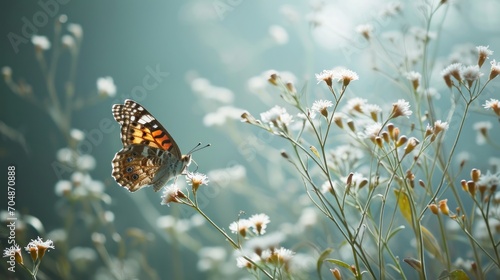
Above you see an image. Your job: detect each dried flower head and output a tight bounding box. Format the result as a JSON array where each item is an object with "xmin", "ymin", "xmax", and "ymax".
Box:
[
  {"xmin": 476, "ymin": 45, "xmax": 493, "ymax": 67},
  {"xmin": 332, "ymin": 68, "xmax": 359, "ymax": 87},
  {"xmin": 3, "ymin": 244, "xmax": 23, "ymax": 265},
  {"xmin": 461, "ymin": 65, "xmax": 483, "ymax": 88},
  {"xmin": 405, "ymin": 71, "xmax": 421, "ymax": 90},
  {"xmin": 356, "ymin": 24, "xmax": 374, "ymax": 40},
  {"xmin": 160, "ymin": 184, "xmax": 187, "ymax": 205},
  {"xmin": 483, "ymin": 98, "xmax": 500, "ymax": 116},
  {"xmin": 315, "ymin": 70, "xmax": 333, "ymax": 87},
  {"xmin": 312, "ymin": 99, "xmax": 333, "ymax": 118},
  {"xmin": 260, "ymin": 106, "xmax": 293, "ymax": 129},
  {"xmin": 390, "ymin": 99, "xmax": 412, "ymax": 119},
  {"xmin": 490, "ymin": 60, "xmax": 500, "ymax": 80},
  {"xmin": 26, "ymin": 236, "xmax": 55, "ymax": 260}
]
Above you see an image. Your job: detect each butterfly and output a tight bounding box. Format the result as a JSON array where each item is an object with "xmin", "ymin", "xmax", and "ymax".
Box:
[{"xmin": 111, "ymin": 99, "xmax": 192, "ymax": 192}]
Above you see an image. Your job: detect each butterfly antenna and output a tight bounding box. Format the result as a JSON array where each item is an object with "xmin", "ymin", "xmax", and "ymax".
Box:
[{"xmin": 188, "ymin": 142, "xmax": 211, "ymax": 154}]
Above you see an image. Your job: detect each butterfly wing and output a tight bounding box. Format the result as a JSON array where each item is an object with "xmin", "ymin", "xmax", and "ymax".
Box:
[{"xmin": 112, "ymin": 99, "xmax": 182, "ymax": 158}]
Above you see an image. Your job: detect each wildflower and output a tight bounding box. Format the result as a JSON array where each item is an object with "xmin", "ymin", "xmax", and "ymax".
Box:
[
  {"xmin": 3, "ymin": 244, "xmax": 23, "ymax": 265},
  {"xmin": 476, "ymin": 45, "xmax": 493, "ymax": 67},
  {"xmin": 471, "ymin": 169, "xmax": 481, "ymax": 182},
  {"xmin": 186, "ymin": 172, "xmax": 208, "ymax": 193},
  {"xmin": 473, "ymin": 121, "xmax": 492, "ymax": 145},
  {"xmin": 197, "ymin": 247, "xmax": 227, "ymax": 272},
  {"xmin": 55, "ymin": 180, "xmax": 72, "ymax": 196},
  {"xmin": 28, "ymin": 237, "xmax": 55, "ymax": 260},
  {"xmin": 229, "ymin": 219, "xmax": 252, "ymax": 238},
  {"xmin": 332, "ymin": 68, "xmax": 359, "ymax": 87},
  {"xmin": 67, "ymin": 23, "xmax": 83, "ymax": 40},
  {"xmin": 428, "ymin": 203, "xmax": 439, "ymax": 215},
  {"xmin": 433, "ymin": 120, "xmax": 449, "ymax": 136},
  {"xmin": 31, "ymin": 35, "xmax": 51, "ymax": 51},
  {"xmin": 477, "ymin": 171, "xmax": 499, "ymax": 192},
  {"xmin": 403, "ymin": 137, "xmax": 420, "ymax": 156},
  {"xmin": 311, "ymin": 99, "xmax": 333, "ymax": 118},
  {"xmin": 390, "ymin": 99, "xmax": 412, "ymax": 119},
  {"xmin": 244, "ymin": 231, "xmax": 286, "ymax": 256},
  {"xmin": 70, "ymin": 128, "xmax": 85, "ymax": 142},
  {"xmin": 263, "ymin": 247, "xmax": 295, "ymax": 268},
  {"xmin": 331, "ymin": 268, "xmax": 342, "ymax": 280},
  {"xmin": 346, "ymin": 97, "xmax": 367, "ymax": 113},
  {"xmin": 160, "ymin": 184, "xmax": 187, "ymax": 205},
  {"xmin": 260, "ymin": 106, "xmax": 293, "ymax": 128},
  {"xmin": 236, "ymin": 255, "xmax": 257, "ymax": 269},
  {"xmin": 364, "ymin": 122, "xmax": 382, "ymax": 141},
  {"xmin": 315, "ymin": 70, "xmax": 333, "ymax": 87},
  {"xmin": 356, "ymin": 24, "xmax": 374, "ymax": 40},
  {"xmin": 441, "ymin": 63, "xmax": 462, "ymax": 87},
  {"xmin": 68, "ymin": 247, "xmax": 97, "ymax": 271},
  {"xmin": 365, "ymin": 103, "xmax": 382, "ymax": 121},
  {"xmin": 2, "ymin": 66, "xmax": 12, "ymax": 81},
  {"xmin": 438, "ymin": 199, "xmax": 450, "ymax": 216},
  {"xmin": 483, "ymin": 98, "xmax": 500, "ymax": 116},
  {"xmin": 76, "ymin": 154, "xmax": 96, "ymax": 171},
  {"xmin": 490, "ymin": 60, "xmax": 500, "ymax": 80},
  {"xmin": 269, "ymin": 25, "xmax": 289, "ymax": 45},
  {"xmin": 249, "ymin": 213, "xmax": 270, "ymax": 235},
  {"xmin": 62, "ymin": 35, "xmax": 75, "ymax": 49},
  {"xmin": 461, "ymin": 65, "xmax": 483, "ymax": 88},
  {"xmin": 97, "ymin": 76, "xmax": 116, "ymax": 97},
  {"xmin": 405, "ymin": 71, "xmax": 421, "ymax": 90}
]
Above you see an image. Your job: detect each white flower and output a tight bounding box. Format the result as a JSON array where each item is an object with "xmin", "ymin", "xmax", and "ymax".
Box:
[
  {"xmin": 315, "ymin": 70, "xmax": 334, "ymax": 86},
  {"xmin": 229, "ymin": 219, "xmax": 252, "ymax": 237},
  {"xmin": 477, "ymin": 171, "xmax": 500, "ymax": 191},
  {"xmin": 405, "ymin": 71, "xmax": 421, "ymax": 89},
  {"xmin": 55, "ymin": 180, "xmax": 72, "ymax": 196},
  {"xmin": 61, "ymin": 35, "xmax": 75, "ymax": 48},
  {"xmin": 391, "ymin": 99, "xmax": 412, "ymax": 118},
  {"xmin": 490, "ymin": 59, "xmax": 500, "ymax": 80},
  {"xmin": 67, "ymin": 23, "xmax": 83, "ymax": 40},
  {"xmin": 483, "ymin": 99, "xmax": 500, "ymax": 116},
  {"xmin": 31, "ymin": 35, "xmax": 51, "ymax": 50},
  {"xmin": 461, "ymin": 65, "xmax": 483, "ymax": 86},
  {"xmin": 364, "ymin": 122, "xmax": 382, "ymax": 139},
  {"xmin": 332, "ymin": 68, "xmax": 359, "ymax": 86},
  {"xmin": 248, "ymin": 213, "xmax": 270, "ymax": 235},
  {"xmin": 356, "ymin": 24, "xmax": 374, "ymax": 39},
  {"xmin": 269, "ymin": 25, "xmax": 289, "ymax": 45},
  {"xmin": 473, "ymin": 121, "xmax": 492, "ymax": 145},
  {"xmin": 262, "ymin": 247, "xmax": 295, "ymax": 266},
  {"xmin": 260, "ymin": 106, "xmax": 293, "ymax": 127},
  {"xmin": 346, "ymin": 97, "xmax": 367, "ymax": 113},
  {"xmin": 160, "ymin": 184, "xmax": 185, "ymax": 205},
  {"xmin": 197, "ymin": 247, "xmax": 227, "ymax": 272},
  {"xmin": 476, "ymin": 45, "xmax": 493, "ymax": 67},
  {"xmin": 433, "ymin": 120, "xmax": 449, "ymax": 135},
  {"xmin": 97, "ymin": 76, "xmax": 116, "ymax": 97},
  {"xmin": 311, "ymin": 99, "xmax": 333, "ymax": 112}
]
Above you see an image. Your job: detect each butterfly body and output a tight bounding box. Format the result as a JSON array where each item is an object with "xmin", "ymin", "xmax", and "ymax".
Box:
[{"xmin": 111, "ymin": 99, "xmax": 191, "ymax": 192}]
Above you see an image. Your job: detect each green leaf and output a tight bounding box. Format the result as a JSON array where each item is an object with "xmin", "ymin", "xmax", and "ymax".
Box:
[
  {"xmin": 325, "ymin": 258, "xmax": 351, "ymax": 269},
  {"xmin": 317, "ymin": 248, "xmax": 333, "ymax": 280},
  {"xmin": 421, "ymin": 225, "xmax": 442, "ymax": 261},
  {"xmin": 449, "ymin": 269, "xmax": 470, "ymax": 280},
  {"xmin": 394, "ymin": 189, "xmax": 412, "ymax": 224},
  {"xmin": 387, "ymin": 225, "xmax": 406, "ymax": 241}
]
